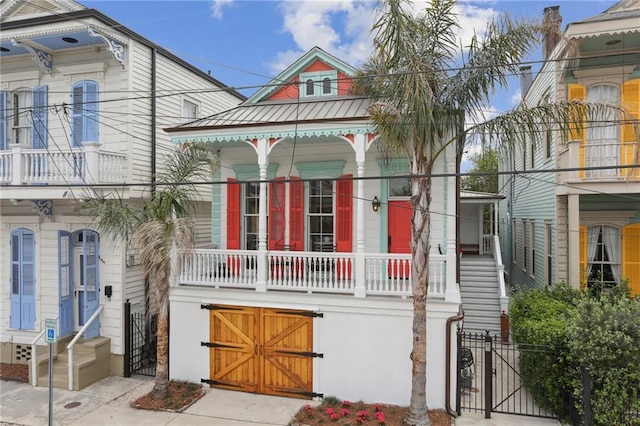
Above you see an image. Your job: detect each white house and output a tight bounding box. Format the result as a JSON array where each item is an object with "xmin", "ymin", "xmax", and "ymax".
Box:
[
  {"xmin": 165, "ymin": 47, "xmax": 506, "ymax": 408},
  {"xmin": 0, "ymin": 0, "xmax": 244, "ymax": 389}
]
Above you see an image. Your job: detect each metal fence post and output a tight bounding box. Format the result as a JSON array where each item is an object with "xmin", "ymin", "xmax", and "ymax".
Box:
[
  {"xmin": 123, "ymin": 300, "xmax": 131, "ymax": 378},
  {"xmin": 484, "ymin": 332, "xmax": 492, "ymax": 419},
  {"xmin": 583, "ymin": 365, "xmax": 592, "ymax": 426}
]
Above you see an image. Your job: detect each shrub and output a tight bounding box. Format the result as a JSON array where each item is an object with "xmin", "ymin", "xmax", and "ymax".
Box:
[{"xmin": 565, "ymin": 295, "xmax": 640, "ymax": 425}]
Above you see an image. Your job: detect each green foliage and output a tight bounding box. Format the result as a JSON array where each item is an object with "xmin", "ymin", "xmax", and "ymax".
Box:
[
  {"xmin": 510, "ymin": 285, "xmax": 640, "ymax": 424},
  {"xmin": 461, "ymin": 149, "xmax": 498, "ymax": 193}
]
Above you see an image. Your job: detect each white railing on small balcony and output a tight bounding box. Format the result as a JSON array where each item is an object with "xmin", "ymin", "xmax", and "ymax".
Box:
[
  {"xmin": 481, "ymin": 235, "xmax": 492, "ymax": 255},
  {"xmin": 492, "ymin": 235, "xmax": 509, "ymax": 313},
  {"xmin": 0, "ymin": 143, "xmax": 126, "ymax": 186},
  {"xmin": 180, "ymin": 249, "xmax": 258, "ymax": 288},
  {"xmin": 179, "ymin": 249, "xmax": 449, "ymax": 299},
  {"xmin": 267, "ymin": 251, "xmax": 356, "ymax": 293}
]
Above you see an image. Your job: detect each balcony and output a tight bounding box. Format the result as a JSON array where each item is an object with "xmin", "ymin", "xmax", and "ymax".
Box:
[
  {"xmin": 559, "ymin": 140, "xmax": 639, "ymax": 183},
  {"xmin": 0, "ymin": 142, "xmax": 126, "ymax": 187},
  {"xmin": 178, "ymin": 248, "xmax": 454, "ymax": 299}
]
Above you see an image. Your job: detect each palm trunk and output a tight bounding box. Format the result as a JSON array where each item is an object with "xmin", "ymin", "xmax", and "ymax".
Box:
[
  {"xmin": 151, "ymin": 276, "xmax": 169, "ymax": 400},
  {"xmin": 403, "ymin": 170, "xmax": 432, "ymax": 426}
]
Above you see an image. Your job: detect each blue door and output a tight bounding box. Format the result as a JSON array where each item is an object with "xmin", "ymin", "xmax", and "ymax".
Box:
[
  {"xmin": 58, "ymin": 231, "xmax": 74, "ymax": 337},
  {"xmin": 10, "ymin": 229, "xmax": 35, "ymax": 330},
  {"xmin": 82, "ymin": 231, "xmax": 100, "ymax": 339}
]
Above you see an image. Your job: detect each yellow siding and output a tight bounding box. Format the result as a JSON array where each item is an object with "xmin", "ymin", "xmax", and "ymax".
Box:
[
  {"xmin": 579, "ymin": 225, "xmax": 587, "ymax": 289},
  {"xmin": 621, "ymin": 79, "xmax": 640, "ymax": 178},
  {"xmin": 568, "ymin": 84, "xmax": 587, "ymax": 177},
  {"xmin": 622, "ymin": 223, "xmax": 640, "ymax": 296}
]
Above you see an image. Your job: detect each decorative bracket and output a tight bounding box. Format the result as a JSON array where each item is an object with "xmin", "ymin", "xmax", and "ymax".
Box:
[
  {"xmin": 10, "ymin": 39, "xmax": 53, "ymax": 76},
  {"xmin": 88, "ymin": 28, "xmax": 125, "ymax": 68},
  {"xmin": 13, "ymin": 199, "xmax": 53, "ymax": 219}
]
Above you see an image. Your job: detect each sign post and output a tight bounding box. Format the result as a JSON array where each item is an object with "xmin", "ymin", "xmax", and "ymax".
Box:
[{"xmin": 44, "ymin": 318, "xmax": 57, "ymax": 426}]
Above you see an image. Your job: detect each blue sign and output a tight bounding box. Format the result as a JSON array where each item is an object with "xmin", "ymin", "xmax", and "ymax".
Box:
[{"xmin": 45, "ymin": 319, "xmax": 57, "ymax": 344}]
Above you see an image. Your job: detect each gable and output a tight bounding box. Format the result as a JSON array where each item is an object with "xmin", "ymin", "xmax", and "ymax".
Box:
[
  {"xmin": 247, "ymin": 46, "xmax": 357, "ymax": 104},
  {"xmin": 1, "ymin": 0, "xmax": 83, "ymax": 22}
]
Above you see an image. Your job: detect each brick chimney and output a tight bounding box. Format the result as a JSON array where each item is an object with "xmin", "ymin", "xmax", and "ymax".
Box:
[
  {"xmin": 542, "ymin": 6, "xmax": 562, "ymax": 60},
  {"xmin": 520, "ymin": 66, "xmax": 533, "ymax": 98}
]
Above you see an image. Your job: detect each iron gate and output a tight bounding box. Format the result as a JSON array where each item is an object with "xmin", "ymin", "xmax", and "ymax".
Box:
[
  {"xmin": 456, "ymin": 330, "xmax": 558, "ymax": 419},
  {"xmin": 124, "ymin": 301, "xmax": 157, "ymax": 377}
]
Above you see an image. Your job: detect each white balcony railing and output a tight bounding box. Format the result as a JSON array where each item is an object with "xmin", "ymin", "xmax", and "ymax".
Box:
[
  {"xmin": 0, "ymin": 143, "xmax": 126, "ymax": 185},
  {"xmin": 179, "ymin": 248, "xmax": 449, "ymax": 299}
]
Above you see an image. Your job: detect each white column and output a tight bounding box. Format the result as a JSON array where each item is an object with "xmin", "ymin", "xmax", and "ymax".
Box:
[
  {"xmin": 567, "ymin": 194, "xmax": 580, "ymax": 289},
  {"xmin": 256, "ymin": 139, "xmax": 269, "ymax": 292},
  {"xmin": 11, "ymin": 143, "xmax": 26, "ymax": 185},
  {"xmin": 354, "ymin": 133, "xmax": 366, "ymax": 297},
  {"xmin": 445, "ymin": 148, "xmax": 459, "ymax": 302},
  {"xmin": 84, "ymin": 141, "xmax": 101, "ymax": 184}
]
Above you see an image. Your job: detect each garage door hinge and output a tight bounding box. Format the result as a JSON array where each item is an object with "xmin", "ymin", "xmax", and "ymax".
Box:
[
  {"xmin": 282, "ymin": 390, "xmax": 324, "ymax": 398},
  {"xmin": 200, "ymin": 342, "xmax": 241, "ymax": 349},
  {"xmin": 201, "ymin": 378, "xmax": 243, "ymax": 388},
  {"xmin": 200, "ymin": 304, "xmax": 243, "ymax": 311},
  {"xmin": 275, "ymin": 310, "xmax": 323, "ymax": 318},
  {"xmin": 275, "ymin": 350, "xmax": 324, "ymax": 358}
]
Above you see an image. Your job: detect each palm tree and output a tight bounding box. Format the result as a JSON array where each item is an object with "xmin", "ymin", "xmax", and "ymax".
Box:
[
  {"xmin": 354, "ymin": 0, "xmax": 636, "ymax": 424},
  {"xmin": 78, "ymin": 142, "xmax": 219, "ymax": 399}
]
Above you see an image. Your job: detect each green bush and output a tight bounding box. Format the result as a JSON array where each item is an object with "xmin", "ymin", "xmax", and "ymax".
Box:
[
  {"xmin": 510, "ymin": 283, "xmax": 640, "ymax": 425},
  {"xmin": 509, "ymin": 285, "xmax": 577, "ymax": 416},
  {"xmin": 565, "ymin": 295, "xmax": 640, "ymax": 425}
]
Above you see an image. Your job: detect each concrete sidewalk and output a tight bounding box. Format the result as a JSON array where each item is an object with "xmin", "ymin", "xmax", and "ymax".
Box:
[
  {"xmin": 0, "ymin": 376, "xmax": 561, "ymax": 426},
  {"xmin": 0, "ymin": 376, "xmax": 307, "ymax": 425}
]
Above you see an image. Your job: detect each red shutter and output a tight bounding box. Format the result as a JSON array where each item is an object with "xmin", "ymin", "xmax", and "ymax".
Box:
[
  {"xmin": 289, "ymin": 177, "xmax": 304, "ymax": 251},
  {"xmin": 226, "ymin": 178, "xmax": 240, "ymax": 249},
  {"xmin": 269, "ymin": 177, "xmax": 286, "ymax": 249},
  {"xmin": 335, "ymin": 174, "xmax": 353, "ymax": 253}
]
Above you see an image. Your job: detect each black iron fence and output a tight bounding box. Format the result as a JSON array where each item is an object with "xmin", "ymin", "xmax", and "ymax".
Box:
[
  {"xmin": 456, "ymin": 331, "xmax": 557, "ymax": 419},
  {"xmin": 124, "ymin": 301, "xmax": 157, "ymax": 377}
]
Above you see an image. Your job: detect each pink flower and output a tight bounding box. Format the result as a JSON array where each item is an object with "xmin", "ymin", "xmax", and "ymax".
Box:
[
  {"xmin": 325, "ymin": 407, "xmax": 334, "ymax": 415},
  {"xmin": 374, "ymin": 403, "xmax": 382, "ymax": 412},
  {"xmin": 330, "ymin": 413, "xmax": 340, "ymax": 421},
  {"xmin": 375, "ymin": 411, "xmax": 386, "ymax": 423},
  {"xmin": 342, "ymin": 400, "xmax": 352, "ymax": 407},
  {"xmin": 341, "ymin": 408, "xmax": 350, "ymax": 417}
]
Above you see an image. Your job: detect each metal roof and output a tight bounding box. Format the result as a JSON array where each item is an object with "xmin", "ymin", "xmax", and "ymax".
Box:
[{"xmin": 166, "ymin": 96, "xmax": 371, "ymax": 132}]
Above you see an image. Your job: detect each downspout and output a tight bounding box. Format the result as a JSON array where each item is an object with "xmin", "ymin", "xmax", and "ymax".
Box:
[{"xmin": 445, "ymin": 307, "xmax": 464, "ymax": 418}]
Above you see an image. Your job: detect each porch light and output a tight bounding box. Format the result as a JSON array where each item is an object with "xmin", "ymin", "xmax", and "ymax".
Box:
[{"xmin": 371, "ymin": 196, "xmax": 381, "ymax": 212}]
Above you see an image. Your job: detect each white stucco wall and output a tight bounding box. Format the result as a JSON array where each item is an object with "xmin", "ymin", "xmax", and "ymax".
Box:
[{"xmin": 169, "ymin": 286, "xmax": 461, "ymax": 408}]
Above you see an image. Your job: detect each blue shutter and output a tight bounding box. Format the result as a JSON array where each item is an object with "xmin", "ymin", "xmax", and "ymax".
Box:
[
  {"xmin": 58, "ymin": 231, "xmax": 74, "ymax": 337},
  {"xmin": 85, "ymin": 81, "xmax": 99, "ymax": 142},
  {"xmin": 10, "ymin": 229, "xmax": 36, "ymax": 330},
  {"xmin": 83, "ymin": 230, "xmax": 100, "ymax": 339},
  {"xmin": 31, "ymin": 86, "xmax": 47, "ymax": 149},
  {"xmin": 71, "ymin": 83, "xmax": 84, "ymax": 147},
  {"xmin": 0, "ymin": 91, "xmax": 7, "ymax": 150}
]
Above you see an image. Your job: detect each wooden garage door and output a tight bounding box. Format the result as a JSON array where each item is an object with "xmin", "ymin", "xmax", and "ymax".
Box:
[{"xmin": 202, "ymin": 304, "xmax": 320, "ymax": 399}]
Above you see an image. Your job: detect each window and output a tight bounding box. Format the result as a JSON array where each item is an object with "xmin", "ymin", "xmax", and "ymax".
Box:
[
  {"xmin": 71, "ymin": 80, "xmax": 99, "ymax": 146},
  {"xmin": 523, "ymin": 219, "xmax": 528, "ymax": 271},
  {"xmin": 10, "ymin": 228, "xmax": 36, "ymax": 330},
  {"xmin": 308, "ymin": 180, "xmax": 334, "ymax": 251},
  {"xmin": 1, "ymin": 87, "xmax": 48, "ymax": 148},
  {"xmin": 530, "ymin": 220, "xmax": 535, "ymax": 276},
  {"xmin": 545, "ymin": 222, "xmax": 552, "ymax": 285},
  {"xmin": 182, "ymin": 99, "xmax": 199, "ymax": 123},
  {"xmin": 243, "ymin": 182, "xmax": 260, "ymax": 250},
  {"xmin": 586, "ymin": 225, "xmax": 620, "ymax": 287},
  {"xmin": 389, "ymin": 177, "xmax": 411, "ymax": 197},
  {"xmin": 586, "ymin": 84, "xmax": 619, "ymax": 177},
  {"xmin": 530, "ymin": 143, "xmax": 535, "ymax": 169},
  {"xmin": 299, "ymin": 71, "xmax": 338, "ymax": 98},
  {"xmin": 511, "ymin": 219, "xmax": 517, "ymax": 264}
]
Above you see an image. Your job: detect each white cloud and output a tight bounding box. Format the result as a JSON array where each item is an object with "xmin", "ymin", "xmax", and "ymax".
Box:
[
  {"xmin": 211, "ymin": 0, "xmax": 233, "ymax": 20},
  {"xmin": 267, "ymin": 0, "xmax": 502, "ymax": 75},
  {"xmin": 510, "ymin": 88, "xmax": 522, "ymax": 106}
]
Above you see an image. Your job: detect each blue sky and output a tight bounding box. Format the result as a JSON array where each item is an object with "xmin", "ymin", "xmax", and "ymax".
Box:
[{"xmin": 84, "ymin": 0, "xmax": 616, "ymax": 105}]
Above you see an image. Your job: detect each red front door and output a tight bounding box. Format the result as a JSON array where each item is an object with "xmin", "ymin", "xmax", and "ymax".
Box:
[{"xmin": 388, "ymin": 200, "xmax": 412, "ymax": 278}]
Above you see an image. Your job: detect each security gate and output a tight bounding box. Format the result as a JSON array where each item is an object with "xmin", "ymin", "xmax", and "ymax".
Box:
[
  {"xmin": 200, "ymin": 304, "xmax": 322, "ymax": 399},
  {"xmin": 124, "ymin": 302, "xmax": 157, "ymax": 377},
  {"xmin": 456, "ymin": 331, "xmax": 558, "ymax": 419}
]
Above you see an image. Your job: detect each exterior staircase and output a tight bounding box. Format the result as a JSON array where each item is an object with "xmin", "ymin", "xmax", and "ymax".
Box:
[
  {"xmin": 459, "ymin": 254, "xmax": 502, "ymax": 334},
  {"xmin": 31, "ymin": 334, "xmax": 111, "ymax": 390}
]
